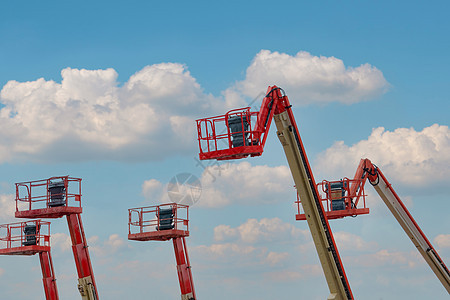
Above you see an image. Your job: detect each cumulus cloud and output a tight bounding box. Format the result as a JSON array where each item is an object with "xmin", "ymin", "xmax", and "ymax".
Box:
[
  {"xmin": 51, "ymin": 232, "xmax": 72, "ymax": 253},
  {"xmin": 434, "ymin": 234, "xmax": 450, "ymax": 249},
  {"xmin": 350, "ymin": 249, "xmax": 421, "ymax": 268},
  {"xmin": 334, "ymin": 231, "xmax": 378, "ymax": 251},
  {"xmin": 232, "ymin": 50, "xmax": 388, "ymax": 105},
  {"xmin": 195, "ymin": 243, "xmax": 260, "ymax": 258},
  {"xmin": 263, "ymin": 264, "xmax": 322, "ymax": 282},
  {"xmin": 214, "ymin": 217, "xmax": 308, "ymax": 244},
  {"xmin": 0, "ymin": 50, "xmax": 388, "ymax": 164},
  {"xmin": 194, "ymin": 217, "xmax": 308, "ymax": 269},
  {"xmin": 198, "ymin": 161, "xmax": 294, "ymax": 208},
  {"xmin": 141, "ymin": 161, "xmax": 294, "ymax": 208},
  {"xmin": 88, "ymin": 234, "xmax": 127, "ymax": 257},
  {"xmin": 0, "ymin": 64, "xmax": 218, "ymax": 163},
  {"xmin": 142, "ymin": 179, "xmax": 164, "ymax": 200},
  {"xmin": 314, "ymin": 124, "xmax": 450, "ymax": 186},
  {"xmin": 264, "ymin": 251, "xmax": 290, "ymax": 266},
  {"xmin": 0, "ymin": 194, "xmax": 15, "ymax": 223}
]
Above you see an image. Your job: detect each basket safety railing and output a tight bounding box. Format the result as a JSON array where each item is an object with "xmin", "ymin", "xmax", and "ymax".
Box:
[
  {"xmin": 15, "ymin": 176, "xmax": 82, "ymax": 212},
  {"xmin": 128, "ymin": 203, "xmax": 189, "ymax": 235},
  {"xmin": 296, "ymin": 178, "xmax": 369, "ymax": 220},
  {"xmin": 0, "ymin": 220, "xmax": 51, "ymax": 250},
  {"xmin": 196, "ymin": 107, "xmax": 265, "ymax": 160}
]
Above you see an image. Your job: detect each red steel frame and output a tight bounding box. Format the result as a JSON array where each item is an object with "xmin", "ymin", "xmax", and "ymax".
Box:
[
  {"xmin": 128, "ymin": 203, "xmax": 196, "ymax": 299},
  {"xmin": 0, "ymin": 220, "xmax": 59, "ymax": 300},
  {"xmin": 14, "ymin": 176, "xmax": 99, "ymax": 299}
]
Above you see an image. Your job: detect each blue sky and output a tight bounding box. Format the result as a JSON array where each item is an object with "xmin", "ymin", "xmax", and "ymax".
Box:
[{"xmin": 0, "ymin": 1, "xmax": 449, "ymax": 299}]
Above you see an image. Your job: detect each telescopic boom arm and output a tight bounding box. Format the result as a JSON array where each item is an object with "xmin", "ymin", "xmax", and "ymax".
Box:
[{"xmin": 350, "ymin": 158, "xmax": 450, "ymax": 293}]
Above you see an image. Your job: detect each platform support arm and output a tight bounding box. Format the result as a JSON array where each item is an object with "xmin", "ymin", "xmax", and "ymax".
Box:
[
  {"xmin": 66, "ymin": 214, "xmax": 99, "ymax": 300},
  {"xmin": 371, "ymin": 168, "xmax": 450, "ymax": 294},
  {"xmin": 39, "ymin": 251, "xmax": 59, "ymax": 300},
  {"xmin": 173, "ymin": 236, "xmax": 196, "ymax": 300}
]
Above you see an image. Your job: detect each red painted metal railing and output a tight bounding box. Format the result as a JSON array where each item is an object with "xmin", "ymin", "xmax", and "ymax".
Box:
[{"xmin": 296, "ymin": 178, "xmax": 369, "ymax": 220}]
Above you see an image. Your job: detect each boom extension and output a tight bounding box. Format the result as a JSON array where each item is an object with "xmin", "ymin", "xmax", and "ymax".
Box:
[
  {"xmin": 353, "ymin": 159, "xmax": 450, "ymax": 293},
  {"xmin": 40, "ymin": 251, "xmax": 59, "ymax": 300},
  {"xmin": 67, "ymin": 213, "xmax": 99, "ymax": 300},
  {"xmin": 174, "ymin": 237, "xmax": 196, "ymax": 300}
]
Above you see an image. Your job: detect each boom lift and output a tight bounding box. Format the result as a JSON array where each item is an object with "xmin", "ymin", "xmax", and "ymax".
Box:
[
  {"xmin": 296, "ymin": 158, "xmax": 449, "ymax": 293},
  {"xmin": 196, "ymin": 86, "xmax": 354, "ymax": 300},
  {"xmin": 0, "ymin": 220, "xmax": 59, "ymax": 300},
  {"xmin": 128, "ymin": 203, "xmax": 196, "ymax": 300},
  {"xmin": 15, "ymin": 176, "xmax": 99, "ymax": 300}
]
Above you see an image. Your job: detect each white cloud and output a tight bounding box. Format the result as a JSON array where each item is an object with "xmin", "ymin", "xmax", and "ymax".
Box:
[
  {"xmin": 141, "ymin": 161, "xmax": 294, "ymax": 208},
  {"xmin": 263, "ymin": 264, "xmax": 322, "ymax": 282},
  {"xmin": 88, "ymin": 234, "xmax": 126, "ymax": 257},
  {"xmin": 0, "ymin": 51, "xmax": 388, "ymax": 164},
  {"xmin": 105, "ymin": 234, "xmax": 125, "ymax": 249},
  {"xmin": 0, "ymin": 194, "xmax": 15, "ymax": 223},
  {"xmin": 334, "ymin": 231, "xmax": 378, "ymax": 251},
  {"xmin": 51, "ymin": 232, "xmax": 72, "ymax": 253},
  {"xmin": 195, "ymin": 243, "xmax": 260, "ymax": 258},
  {"xmin": 264, "ymin": 251, "xmax": 290, "ymax": 266},
  {"xmin": 350, "ymin": 249, "xmax": 421, "ymax": 268},
  {"xmin": 198, "ymin": 161, "xmax": 294, "ymax": 208},
  {"xmin": 232, "ymin": 50, "xmax": 388, "ymax": 105},
  {"xmin": 194, "ymin": 217, "xmax": 308, "ymax": 269},
  {"xmin": 214, "ymin": 217, "xmax": 308, "ymax": 244},
  {"xmin": 0, "ymin": 64, "xmax": 217, "ymax": 163},
  {"xmin": 434, "ymin": 234, "xmax": 450, "ymax": 249},
  {"xmin": 142, "ymin": 179, "xmax": 164, "ymax": 200},
  {"xmin": 315, "ymin": 124, "xmax": 450, "ymax": 186}
]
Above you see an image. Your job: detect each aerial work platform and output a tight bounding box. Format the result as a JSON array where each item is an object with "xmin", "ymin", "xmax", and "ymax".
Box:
[
  {"xmin": 15, "ymin": 176, "xmax": 82, "ymax": 219},
  {"xmin": 296, "ymin": 178, "xmax": 370, "ymax": 220},
  {"xmin": 128, "ymin": 203, "xmax": 196, "ymax": 300},
  {"xmin": 128, "ymin": 203, "xmax": 190, "ymax": 241},
  {"xmin": 0, "ymin": 220, "xmax": 59, "ymax": 300},
  {"xmin": 14, "ymin": 176, "xmax": 99, "ymax": 300}
]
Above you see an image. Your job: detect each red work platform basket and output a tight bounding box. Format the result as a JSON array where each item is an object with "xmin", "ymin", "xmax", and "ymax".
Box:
[
  {"xmin": 15, "ymin": 176, "xmax": 82, "ymax": 219},
  {"xmin": 128, "ymin": 203, "xmax": 190, "ymax": 242},
  {"xmin": 196, "ymin": 107, "xmax": 266, "ymax": 160},
  {"xmin": 296, "ymin": 178, "xmax": 370, "ymax": 220},
  {"xmin": 0, "ymin": 220, "xmax": 51, "ymax": 256}
]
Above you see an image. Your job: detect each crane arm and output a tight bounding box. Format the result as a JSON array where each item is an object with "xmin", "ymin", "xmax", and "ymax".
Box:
[{"xmin": 353, "ymin": 159, "xmax": 450, "ymax": 293}]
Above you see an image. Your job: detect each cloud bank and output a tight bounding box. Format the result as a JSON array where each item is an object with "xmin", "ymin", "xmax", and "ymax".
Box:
[
  {"xmin": 142, "ymin": 161, "xmax": 294, "ymax": 208},
  {"xmin": 315, "ymin": 124, "xmax": 450, "ymax": 186},
  {"xmin": 233, "ymin": 50, "xmax": 389, "ymax": 105},
  {"xmin": 0, "ymin": 50, "xmax": 388, "ymax": 163},
  {"xmin": 0, "ymin": 64, "xmax": 216, "ymax": 163}
]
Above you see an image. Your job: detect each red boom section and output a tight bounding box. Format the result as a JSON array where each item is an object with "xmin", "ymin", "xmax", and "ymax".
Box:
[
  {"xmin": 128, "ymin": 204, "xmax": 196, "ymax": 299},
  {"xmin": 173, "ymin": 236, "xmax": 196, "ymax": 300},
  {"xmin": 40, "ymin": 251, "xmax": 59, "ymax": 300},
  {"xmin": 0, "ymin": 220, "xmax": 59, "ymax": 300},
  {"xmin": 67, "ymin": 213, "xmax": 99, "ymax": 298}
]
